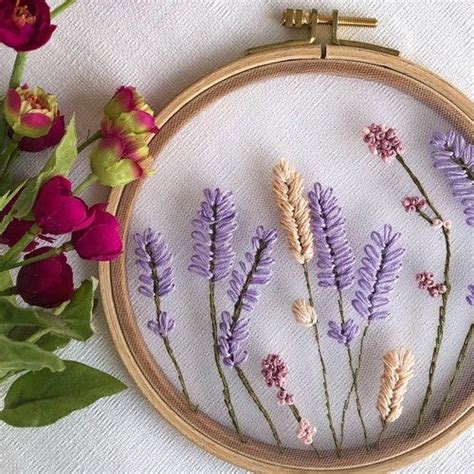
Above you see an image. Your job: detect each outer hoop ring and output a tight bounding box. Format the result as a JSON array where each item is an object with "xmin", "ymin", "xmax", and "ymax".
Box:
[{"xmin": 99, "ymin": 45, "xmax": 474, "ymax": 472}]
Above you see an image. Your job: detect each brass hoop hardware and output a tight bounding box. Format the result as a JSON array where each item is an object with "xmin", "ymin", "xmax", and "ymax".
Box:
[{"xmin": 246, "ymin": 8, "xmax": 399, "ymax": 56}]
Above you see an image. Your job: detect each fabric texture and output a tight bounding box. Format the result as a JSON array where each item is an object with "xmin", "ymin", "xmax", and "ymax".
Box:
[{"xmin": 1, "ymin": 0, "xmax": 472, "ymax": 472}]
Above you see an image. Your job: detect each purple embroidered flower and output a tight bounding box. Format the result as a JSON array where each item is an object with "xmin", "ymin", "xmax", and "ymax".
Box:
[
  {"xmin": 308, "ymin": 183, "xmax": 355, "ymax": 290},
  {"xmin": 134, "ymin": 228, "xmax": 175, "ymax": 298},
  {"xmin": 431, "ymin": 131, "xmax": 474, "ymax": 226},
  {"xmin": 189, "ymin": 188, "xmax": 237, "ymax": 282},
  {"xmin": 147, "ymin": 311, "xmax": 175, "ymax": 337},
  {"xmin": 227, "ymin": 226, "xmax": 278, "ymax": 312},
  {"xmin": 327, "ymin": 319, "xmax": 360, "ymax": 346},
  {"xmin": 362, "ymin": 124, "xmax": 404, "ymax": 162},
  {"xmin": 352, "ymin": 224, "xmax": 405, "ymax": 321},
  {"xmin": 401, "ymin": 196, "xmax": 427, "ymax": 213},
  {"xmin": 466, "ymin": 285, "xmax": 474, "ymax": 306},
  {"xmin": 218, "ymin": 311, "xmax": 249, "ymax": 367},
  {"xmin": 262, "ymin": 353, "xmax": 288, "ymax": 388}
]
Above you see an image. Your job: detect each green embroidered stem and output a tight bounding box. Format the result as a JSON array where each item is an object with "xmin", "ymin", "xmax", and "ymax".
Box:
[
  {"xmin": 302, "ymin": 262, "xmax": 341, "ymax": 456},
  {"xmin": 148, "ymin": 256, "xmax": 195, "ymax": 411},
  {"xmin": 77, "ymin": 131, "xmax": 101, "ymax": 154},
  {"xmin": 234, "ymin": 366, "xmax": 282, "ymax": 449},
  {"xmin": 337, "ymin": 290, "xmax": 370, "ymax": 452},
  {"xmin": 209, "ymin": 281, "xmax": 244, "ymax": 441},
  {"xmin": 288, "ymin": 404, "xmax": 321, "ymax": 457},
  {"xmin": 376, "ymin": 421, "xmax": 387, "ymax": 449},
  {"xmin": 340, "ymin": 323, "xmax": 370, "ymax": 447},
  {"xmin": 396, "ymin": 154, "xmax": 452, "ymax": 433},
  {"xmin": 438, "ymin": 324, "xmax": 473, "ymax": 419}
]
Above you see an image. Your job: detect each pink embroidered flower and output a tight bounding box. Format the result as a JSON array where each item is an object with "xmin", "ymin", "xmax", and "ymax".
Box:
[
  {"xmin": 431, "ymin": 218, "xmax": 452, "ymax": 230},
  {"xmin": 416, "ymin": 272, "xmax": 447, "ymax": 298},
  {"xmin": 262, "ymin": 353, "xmax": 288, "ymax": 388},
  {"xmin": 416, "ymin": 271, "xmax": 435, "ymax": 290},
  {"xmin": 402, "ymin": 196, "xmax": 426, "ymax": 213},
  {"xmin": 276, "ymin": 388, "xmax": 294, "ymax": 406},
  {"xmin": 297, "ymin": 418, "xmax": 317, "ymax": 445},
  {"xmin": 362, "ymin": 123, "xmax": 404, "ymax": 162}
]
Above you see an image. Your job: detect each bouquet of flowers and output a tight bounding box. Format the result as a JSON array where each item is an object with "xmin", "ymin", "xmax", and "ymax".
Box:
[{"xmin": 0, "ymin": 0, "xmax": 158, "ymax": 427}]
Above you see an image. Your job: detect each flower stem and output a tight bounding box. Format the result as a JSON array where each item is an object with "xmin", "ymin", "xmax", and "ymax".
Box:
[
  {"xmin": 148, "ymin": 257, "xmax": 196, "ymax": 410},
  {"xmin": 376, "ymin": 421, "xmax": 387, "ymax": 448},
  {"xmin": 162, "ymin": 336, "xmax": 197, "ymax": 411},
  {"xmin": 51, "ymin": 0, "xmax": 78, "ymax": 18},
  {"xmin": 9, "ymin": 53, "xmax": 27, "ymax": 89},
  {"xmin": 2, "ymin": 242, "xmax": 73, "ymax": 271},
  {"xmin": 336, "ymin": 290, "xmax": 370, "ymax": 452},
  {"xmin": 288, "ymin": 404, "xmax": 321, "ymax": 457},
  {"xmin": 73, "ymin": 173, "xmax": 98, "ymax": 195},
  {"xmin": 234, "ymin": 366, "xmax": 282, "ymax": 449},
  {"xmin": 302, "ymin": 262, "xmax": 341, "ymax": 456},
  {"xmin": 77, "ymin": 130, "xmax": 101, "ymax": 154},
  {"xmin": 438, "ymin": 324, "xmax": 473, "ymax": 419},
  {"xmin": 396, "ymin": 154, "xmax": 452, "ymax": 432},
  {"xmin": 0, "ymin": 224, "xmax": 41, "ymax": 272},
  {"xmin": 340, "ymin": 323, "xmax": 370, "ymax": 447},
  {"xmin": 209, "ymin": 281, "xmax": 245, "ymax": 441}
]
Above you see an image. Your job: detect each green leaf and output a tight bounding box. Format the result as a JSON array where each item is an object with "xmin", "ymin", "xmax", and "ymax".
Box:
[
  {"xmin": 0, "ymin": 271, "xmax": 15, "ymax": 319},
  {"xmin": 7, "ymin": 326, "xmax": 70, "ymax": 352},
  {"xmin": 58, "ymin": 278, "xmax": 97, "ymax": 341},
  {"xmin": 0, "ymin": 294, "xmax": 93, "ymax": 342},
  {"xmin": 0, "ymin": 335, "xmax": 65, "ymax": 372},
  {"xmin": 13, "ymin": 116, "xmax": 78, "ymax": 219},
  {"xmin": 0, "ymin": 181, "xmax": 27, "ymax": 234},
  {"xmin": 0, "ymin": 360, "xmax": 126, "ymax": 427}
]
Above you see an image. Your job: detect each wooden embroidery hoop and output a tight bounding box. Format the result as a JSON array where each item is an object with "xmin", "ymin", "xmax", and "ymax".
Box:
[{"xmin": 99, "ymin": 9, "xmax": 473, "ymax": 473}]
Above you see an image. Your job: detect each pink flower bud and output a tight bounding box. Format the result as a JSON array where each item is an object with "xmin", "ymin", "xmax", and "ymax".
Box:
[
  {"xmin": 71, "ymin": 204, "xmax": 123, "ymax": 261},
  {"xmin": 18, "ymin": 114, "xmax": 65, "ymax": 152},
  {"xmin": 33, "ymin": 176, "xmax": 93, "ymax": 235},
  {"xmin": 17, "ymin": 247, "xmax": 74, "ymax": 308}
]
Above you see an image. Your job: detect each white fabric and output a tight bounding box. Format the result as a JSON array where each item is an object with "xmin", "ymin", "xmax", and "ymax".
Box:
[{"xmin": 1, "ymin": 0, "xmax": 473, "ymax": 472}]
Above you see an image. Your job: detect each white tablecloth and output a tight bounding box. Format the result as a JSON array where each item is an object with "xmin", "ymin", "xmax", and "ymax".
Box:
[{"xmin": 1, "ymin": 0, "xmax": 472, "ymax": 472}]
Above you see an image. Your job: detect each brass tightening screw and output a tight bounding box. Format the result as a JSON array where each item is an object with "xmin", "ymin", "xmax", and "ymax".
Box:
[{"xmin": 282, "ymin": 9, "xmax": 377, "ymax": 28}]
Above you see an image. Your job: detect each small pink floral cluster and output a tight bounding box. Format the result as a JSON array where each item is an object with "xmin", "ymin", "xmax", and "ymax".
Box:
[
  {"xmin": 401, "ymin": 196, "xmax": 426, "ymax": 213},
  {"xmin": 416, "ymin": 272, "xmax": 447, "ymax": 298},
  {"xmin": 362, "ymin": 123, "xmax": 404, "ymax": 162},
  {"xmin": 261, "ymin": 354, "xmax": 294, "ymax": 406},
  {"xmin": 431, "ymin": 218, "xmax": 452, "ymax": 230},
  {"xmin": 297, "ymin": 418, "xmax": 317, "ymax": 445}
]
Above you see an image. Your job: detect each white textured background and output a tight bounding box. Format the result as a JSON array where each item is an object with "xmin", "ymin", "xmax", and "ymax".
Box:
[{"xmin": 1, "ymin": 0, "xmax": 473, "ymax": 472}]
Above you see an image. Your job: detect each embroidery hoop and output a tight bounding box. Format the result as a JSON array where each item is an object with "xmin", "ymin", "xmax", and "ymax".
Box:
[{"xmin": 99, "ymin": 11, "xmax": 473, "ymax": 472}]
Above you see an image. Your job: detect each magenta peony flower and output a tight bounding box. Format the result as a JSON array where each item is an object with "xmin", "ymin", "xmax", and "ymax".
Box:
[
  {"xmin": 103, "ymin": 86, "xmax": 158, "ymax": 135},
  {"xmin": 4, "ymin": 85, "xmax": 58, "ymax": 138},
  {"xmin": 71, "ymin": 203, "xmax": 122, "ymax": 261},
  {"xmin": 32, "ymin": 176, "xmax": 93, "ymax": 235},
  {"xmin": 17, "ymin": 246, "xmax": 74, "ymax": 308},
  {"xmin": 18, "ymin": 113, "xmax": 65, "ymax": 152},
  {"xmin": 0, "ymin": 0, "xmax": 56, "ymax": 52},
  {"xmin": 90, "ymin": 132, "xmax": 153, "ymax": 187}
]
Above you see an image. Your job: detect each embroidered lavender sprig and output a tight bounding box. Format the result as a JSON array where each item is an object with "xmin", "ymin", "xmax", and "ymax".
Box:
[
  {"xmin": 189, "ymin": 188, "xmax": 237, "ymax": 281},
  {"xmin": 189, "ymin": 189, "xmax": 243, "ymax": 439},
  {"xmin": 218, "ymin": 311, "xmax": 250, "ymax": 367},
  {"xmin": 338, "ymin": 224, "xmax": 405, "ymax": 444},
  {"xmin": 308, "ymin": 183, "xmax": 355, "ymax": 290},
  {"xmin": 363, "ymin": 126, "xmax": 454, "ymax": 432},
  {"xmin": 327, "ymin": 319, "xmax": 359, "ymax": 346},
  {"xmin": 135, "ymin": 229, "xmax": 194, "ymax": 409},
  {"xmin": 308, "ymin": 182, "xmax": 369, "ymax": 450},
  {"xmin": 219, "ymin": 226, "xmax": 282, "ymax": 448},
  {"xmin": 431, "ymin": 131, "xmax": 474, "ymax": 226},
  {"xmin": 262, "ymin": 354, "xmax": 320, "ymax": 455}
]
